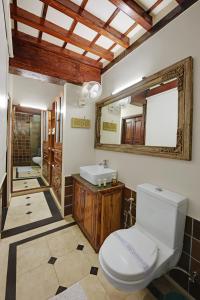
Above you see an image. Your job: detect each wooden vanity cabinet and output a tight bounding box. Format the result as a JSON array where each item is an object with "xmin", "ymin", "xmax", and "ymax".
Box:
[{"xmin": 73, "ymin": 175, "xmax": 124, "ymax": 252}]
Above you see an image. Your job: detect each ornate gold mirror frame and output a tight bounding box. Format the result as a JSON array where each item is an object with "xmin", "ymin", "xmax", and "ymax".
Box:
[{"xmin": 95, "ymin": 57, "xmax": 193, "ymax": 160}]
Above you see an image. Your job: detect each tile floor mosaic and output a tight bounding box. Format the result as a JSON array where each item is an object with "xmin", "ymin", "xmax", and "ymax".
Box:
[
  {"xmin": 3, "ymin": 192, "xmax": 52, "ymax": 230},
  {"xmin": 1, "ymin": 191, "xmax": 62, "ymax": 238},
  {"xmin": 5, "ymin": 220, "xmax": 156, "ymax": 300},
  {"xmin": 0, "ymin": 214, "xmax": 191, "ymax": 300}
]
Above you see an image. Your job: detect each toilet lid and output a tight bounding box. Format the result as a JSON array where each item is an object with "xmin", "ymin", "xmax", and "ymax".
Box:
[{"xmin": 100, "ymin": 227, "xmax": 158, "ymax": 282}]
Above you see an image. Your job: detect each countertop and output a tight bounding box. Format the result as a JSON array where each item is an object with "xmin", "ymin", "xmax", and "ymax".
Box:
[{"xmin": 72, "ymin": 174, "xmax": 124, "ymax": 193}]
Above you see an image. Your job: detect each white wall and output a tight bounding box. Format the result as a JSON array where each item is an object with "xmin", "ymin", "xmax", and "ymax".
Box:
[
  {"xmin": 0, "ymin": 0, "xmax": 9, "ymax": 187},
  {"xmin": 121, "ymin": 104, "xmax": 143, "ymax": 118},
  {"xmin": 96, "ymin": 2, "xmax": 200, "ymax": 221},
  {"xmin": 10, "ymin": 74, "xmax": 62, "ymax": 110},
  {"xmin": 100, "ymin": 106, "xmax": 121, "ymax": 144},
  {"xmin": 145, "ymin": 89, "xmax": 178, "ymax": 147},
  {"xmin": 62, "ymin": 83, "xmax": 95, "ymax": 176}
]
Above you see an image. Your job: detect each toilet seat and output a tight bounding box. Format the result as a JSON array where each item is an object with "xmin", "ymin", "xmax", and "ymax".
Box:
[{"xmin": 100, "ymin": 227, "xmax": 158, "ymax": 282}]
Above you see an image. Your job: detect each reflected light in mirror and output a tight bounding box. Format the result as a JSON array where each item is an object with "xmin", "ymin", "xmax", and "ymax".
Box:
[
  {"xmin": 20, "ymin": 103, "xmax": 47, "ymax": 110},
  {"xmin": 112, "ymin": 77, "xmax": 143, "ymax": 95}
]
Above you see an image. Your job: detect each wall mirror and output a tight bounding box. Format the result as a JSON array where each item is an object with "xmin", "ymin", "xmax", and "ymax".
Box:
[{"xmin": 95, "ymin": 57, "xmax": 193, "ymax": 160}]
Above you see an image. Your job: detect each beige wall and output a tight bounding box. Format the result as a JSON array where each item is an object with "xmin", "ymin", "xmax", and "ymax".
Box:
[{"xmin": 96, "ymin": 2, "xmax": 200, "ymax": 221}]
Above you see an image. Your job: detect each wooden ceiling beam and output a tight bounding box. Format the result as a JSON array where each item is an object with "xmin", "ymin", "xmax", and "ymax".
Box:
[
  {"xmin": 83, "ymin": 7, "xmax": 120, "ymax": 57},
  {"xmin": 12, "ymin": 30, "xmax": 103, "ymax": 69},
  {"xmin": 38, "ymin": 3, "xmax": 48, "ymax": 40},
  {"xmin": 109, "ymin": 0, "xmax": 152, "ymax": 30},
  {"xmin": 10, "ymin": 4, "xmax": 114, "ymax": 61},
  {"xmin": 147, "ymin": 0, "xmax": 164, "ymax": 14},
  {"xmin": 62, "ymin": 0, "xmax": 88, "ymax": 48},
  {"xmin": 39, "ymin": 0, "xmax": 129, "ymax": 48},
  {"xmin": 10, "ymin": 35, "xmax": 101, "ymax": 84}
]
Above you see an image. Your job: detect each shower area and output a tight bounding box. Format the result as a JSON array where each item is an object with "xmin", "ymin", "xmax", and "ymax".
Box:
[{"xmin": 12, "ymin": 108, "xmax": 41, "ymax": 178}]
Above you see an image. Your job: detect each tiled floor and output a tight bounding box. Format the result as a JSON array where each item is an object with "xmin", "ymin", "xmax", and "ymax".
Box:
[
  {"xmin": 13, "ymin": 166, "xmax": 41, "ymax": 179},
  {"xmin": 0, "ymin": 189, "xmax": 189, "ymax": 300},
  {"xmin": 3, "ymin": 192, "xmax": 52, "ymax": 230},
  {"xmin": 13, "ymin": 178, "xmax": 41, "ymax": 191},
  {"xmin": 9, "ymin": 220, "xmax": 156, "ymax": 300}
]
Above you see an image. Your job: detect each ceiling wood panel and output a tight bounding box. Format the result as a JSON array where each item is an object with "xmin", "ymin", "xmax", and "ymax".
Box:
[
  {"xmin": 10, "ymin": 4, "xmax": 114, "ymax": 61},
  {"xmin": 10, "ymin": 35, "xmax": 101, "ymax": 84},
  {"xmin": 13, "ymin": 30, "xmax": 102, "ymax": 68},
  {"xmin": 39, "ymin": 0, "xmax": 130, "ymax": 48},
  {"xmin": 109, "ymin": 0, "xmax": 152, "ymax": 30},
  {"xmin": 9, "ymin": 0, "xmax": 196, "ymax": 83}
]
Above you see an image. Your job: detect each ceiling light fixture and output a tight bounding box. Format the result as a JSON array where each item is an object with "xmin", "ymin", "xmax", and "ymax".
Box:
[
  {"xmin": 20, "ymin": 103, "xmax": 47, "ymax": 111},
  {"xmin": 111, "ymin": 77, "xmax": 143, "ymax": 95}
]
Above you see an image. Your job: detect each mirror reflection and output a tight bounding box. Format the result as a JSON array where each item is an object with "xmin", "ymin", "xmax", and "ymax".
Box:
[
  {"xmin": 100, "ymin": 78, "xmax": 178, "ymax": 147},
  {"xmin": 12, "ymin": 106, "xmax": 48, "ymax": 192}
]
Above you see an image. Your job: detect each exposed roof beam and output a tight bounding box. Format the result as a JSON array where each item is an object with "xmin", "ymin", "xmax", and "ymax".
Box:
[
  {"xmin": 39, "ymin": 0, "xmax": 129, "ymax": 48},
  {"xmin": 102, "ymin": 0, "xmax": 198, "ymax": 73},
  {"xmin": 38, "ymin": 3, "xmax": 48, "ymax": 40},
  {"xmin": 10, "ymin": 4, "xmax": 114, "ymax": 61},
  {"xmin": 10, "ymin": 35, "xmax": 101, "ymax": 84},
  {"xmin": 13, "ymin": 30, "xmax": 103, "ymax": 69},
  {"xmin": 62, "ymin": 0, "xmax": 89, "ymax": 48},
  {"xmin": 147, "ymin": 0, "xmax": 164, "ymax": 14},
  {"xmin": 109, "ymin": 0, "xmax": 152, "ymax": 31}
]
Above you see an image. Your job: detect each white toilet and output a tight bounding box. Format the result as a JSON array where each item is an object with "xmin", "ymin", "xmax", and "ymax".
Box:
[
  {"xmin": 99, "ymin": 183, "xmax": 187, "ymax": 292},
  {"xmin": 32, "ymin": 156, "xmax": 42, "ymax": 166}
]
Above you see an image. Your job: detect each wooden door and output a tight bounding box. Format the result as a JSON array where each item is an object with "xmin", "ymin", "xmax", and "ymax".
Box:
[
  {"xmin": 134, "ymin": 115, "xmax": 144, "ymax": 144},
  {"xmin": 122, "ymin": 118, "xmax": 134, "ymax": 144},
  {"xmin": 73, "ymin": 181, "xmax": 84, "ymax": 224},
  {"xmin": 122, "ymin": 114, "xmax": 144, "ymax": 145},
  {"xmin": 83, "ymin": 190, "xmax": 95, "ymax": 241}
]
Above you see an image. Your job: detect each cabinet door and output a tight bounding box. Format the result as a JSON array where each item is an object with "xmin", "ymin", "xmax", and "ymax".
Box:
[
  {"xmin": 73, "ymin": 181, "xmax": 84, "ymax": 224},
  {"xmin": 83, "ymin": 190, "xmax": 95, "ymax": 241},
  {"xmin": 100, "ymin": 190, "xmax": 122, "ymax": 245}
]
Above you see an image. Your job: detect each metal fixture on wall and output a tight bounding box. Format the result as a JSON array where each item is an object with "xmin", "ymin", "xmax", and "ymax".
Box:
[{"xmin": 79, "ymin": 81, "xmax": 102, "ymax": 107}]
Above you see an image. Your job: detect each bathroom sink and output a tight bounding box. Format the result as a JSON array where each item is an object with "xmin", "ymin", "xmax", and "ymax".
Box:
[{"xmin": 80, "ymin": 165, "xmax": 116, "ymax": 185}]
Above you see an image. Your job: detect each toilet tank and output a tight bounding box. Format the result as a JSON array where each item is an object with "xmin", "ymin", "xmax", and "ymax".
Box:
[{"xmin": 136, "ymin": 184, "xmax": 188, "ymax": 250}]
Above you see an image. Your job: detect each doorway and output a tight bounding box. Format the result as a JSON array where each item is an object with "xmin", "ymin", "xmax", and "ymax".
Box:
[
  {"xmin": 11, "ymin": 106, "xmax": 47, "ymax": 193},
  {"xmin": 121, "ymin": 114, "xmax": 145, "ymax": 145}
]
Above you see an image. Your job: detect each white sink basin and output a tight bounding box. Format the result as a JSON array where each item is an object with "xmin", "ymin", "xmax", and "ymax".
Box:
[{"xmin": 80, "ymin": 165, "xmax": 116, "ymax": 185}]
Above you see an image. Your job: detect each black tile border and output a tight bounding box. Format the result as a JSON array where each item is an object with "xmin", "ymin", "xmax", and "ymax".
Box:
[
  {"xmin": 1, "ymin": 191, "xmax": 63, "ymax": 238},
  {"xmin": 37, "ymin": 177, "xmax": 46, "ymax": 186},
  {"xmin": 1, "ymin": 207, "xmax": 8, "ymax": 231},
  {"xmin": 5, "ymin": 221, "xmax": 76, "ymax": 300}
]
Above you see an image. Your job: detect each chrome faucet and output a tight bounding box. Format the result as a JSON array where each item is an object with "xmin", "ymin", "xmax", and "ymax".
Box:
[{"xmin": 99, "ymin": 160, "xmax": 108, "ymax": 168}]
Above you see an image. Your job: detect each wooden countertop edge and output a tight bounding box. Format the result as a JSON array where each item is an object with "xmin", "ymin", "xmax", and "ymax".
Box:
[{"xmin": 72, "ymin": 174, "xmax": 125, "ymax": 193}]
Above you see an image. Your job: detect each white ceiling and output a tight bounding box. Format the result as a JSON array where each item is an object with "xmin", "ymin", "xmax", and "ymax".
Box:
[
  {"xmin": 13, "ymin": 0, "xmax": 178, "ymax": 67},
  {"xmin": 17, "ymin": 0, "xmax": 43, "ymax": 16},
  {"xmin": 110, "ymin": 11, "xmax": 134, "ymax": 33},
  {"xmin": 42, "ymin": 33, "xmax": 64, "ymax": 47},
  {"xmin": 45, "ymin": 6, "xmax": 74, "ymax": 30}
]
